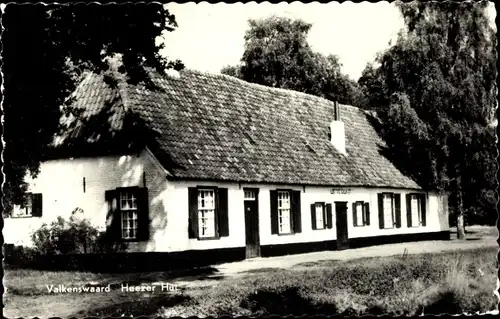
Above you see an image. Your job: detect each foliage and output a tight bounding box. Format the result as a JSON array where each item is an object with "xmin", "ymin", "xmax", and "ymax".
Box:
[
  {"xmin": 30, "ymin": 208, "xmax": 123, "ymax": 255},
  {"xmin": 221, "ymin": 16, "xmax": 366, "ymax": 107},
  {"xmin": 2, "ymin": 4, "xmax": 183, "ymax": 212},
  {"xmin": 358, "ymin": 2, "xmax": 497, "ymax": 229}
]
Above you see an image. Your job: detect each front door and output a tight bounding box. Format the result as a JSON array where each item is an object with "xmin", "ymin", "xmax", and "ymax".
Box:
[
  {"xmin": 244, "ymin": 189, "xmax": 261, "ymax": 258},
  {"xmin": 335, "ymin": 201, "xmax": 349, "ymax": 250}
]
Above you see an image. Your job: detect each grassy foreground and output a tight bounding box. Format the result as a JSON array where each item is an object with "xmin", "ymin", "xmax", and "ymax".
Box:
[
  {"xmin": 4, "ymin": 246, "xmax": 498, "ymax": 317},
  {"xmin": 160, "ymin": 247, "xmax": 499, "ymax": 316}
]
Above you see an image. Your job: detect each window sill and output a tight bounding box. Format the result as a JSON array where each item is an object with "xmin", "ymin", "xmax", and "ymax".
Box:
[
  {"xmin": 121, "ymin": 238, "xmax": 144, "ymax": 243},
  {"xmin": 8, "ymin": 215, "xmax": 36, "ymax": 219},
  {"xmin": 277, "ymin": 232, "xmax": 295, "ymax": 236},
  {"xmin": 353, "ymin": 225, "xmax": 369, "ymax": 227},
  {"xmin": 197, "ymin": 236, "xmax": 221, "ymax": 241}
]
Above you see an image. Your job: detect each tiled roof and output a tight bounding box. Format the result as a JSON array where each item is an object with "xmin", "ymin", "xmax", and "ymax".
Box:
[{"xmin": 56, "ymin": 69, "xmax": 421, "ymax": 189}]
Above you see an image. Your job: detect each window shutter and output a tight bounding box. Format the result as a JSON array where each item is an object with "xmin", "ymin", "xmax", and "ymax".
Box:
[
  {"xmin": 310, "ymin": 204, "xmax": 317, "ymax": 230},
  {"xmin": 352, "ymin": 202, "xmax": 357, "ymax": 226},
  {"xmin": 105, "ymin": 190, "xmax": 120, "ymax": 240},
  {"xmin": 406, "ymin": 194, "xmax": 412, "ymax": 227},
  {"xmin": 136, "ymin": 187, "xmax": 150, "ymax": 241},
  {"xmin": 326, "ymin": 203, "xmax": 333, "ymax": 229},
  {"xmin": 394, "ymin": 194, "xmax": 401, "ymax": 228},
  {"xmin": 291, "ymin": 191, "xmax": 302, "ymax": 233},
  {"xmin": 188, "ymin": 187, "xmax": 199, "ymax": 238},
  {"xmin": 270, "ymin": 190, "xmax": 278, "ymax": 234},
  {"xmin": 217, "ymin": 188, "xmax": 229, "ymax": 237},
  {"xmin": 420, "ymin": 194, "xmax": 427, "ymax": 226},
  {"xmin": 364, "ymin": 202, "xmax": 370, "ymax": 226},
  {"xmin": 32, "ymin": 193, "xmax": 43, "ymax": 217},
  {"xmin": 377, "ymin": 193, "xmax": 384, "ymax": 229}
]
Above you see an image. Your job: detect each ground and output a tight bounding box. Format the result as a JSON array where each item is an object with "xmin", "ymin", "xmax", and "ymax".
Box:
[{"xmin": 3, "ymin": 226, "xmax": 498, "ymax": 317}]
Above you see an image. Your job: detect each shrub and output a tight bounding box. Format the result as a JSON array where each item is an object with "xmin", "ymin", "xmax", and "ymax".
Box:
[{"xmin": 30, "ymin": 208, "xmax": 124, "ymax": 255}]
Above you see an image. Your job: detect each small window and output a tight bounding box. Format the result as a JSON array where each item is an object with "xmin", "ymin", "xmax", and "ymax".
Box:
[
  {"xmin": 353, "ymin": 201, "xmax": 370, "ymax": 227},
  {"xmin": 383, "ymin": 194, "xmax": 394, "ymax": 229},
  {"xmin": 244, "ymin": 190, "xmax": 257, "ymax": 201},
  {"xmin": 11, "ymin": 193, "xmax": 42, "ymax": 218},
  {"xmin": 278, "ymin": 191, "xmax": 292, "ymax": 234},
  {"xmin": 315, "ymin": 203, "xmax": 325, "ymax": 230},
  {"xmin": 120, "ymin": 189, "xmax": 138, "ymax": 239},
  {"xmin": 198, "ymin": 189, "xmax": 216, "ymax": 238}
]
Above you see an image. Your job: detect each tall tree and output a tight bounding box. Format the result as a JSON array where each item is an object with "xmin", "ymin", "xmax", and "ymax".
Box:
[
  {"xmin": 359, "ymin": 1, "xmax": 496, "ymax": 238},
  {"xmin": 221, "ymin": 16, "xmax": 364, "ymax": 106},
  {"xmin": 2, "ymin": 3, "xmax": 183, "ymax": 212}
]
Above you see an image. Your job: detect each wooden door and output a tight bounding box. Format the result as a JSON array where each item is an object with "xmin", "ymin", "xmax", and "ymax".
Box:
[
  {"xmin": 244, "ymin": 189, "xmax": 260, "ymax": 258},
  {"xmin": 335, "ymin": 201, "xmax": 349, "ymax": 250}
]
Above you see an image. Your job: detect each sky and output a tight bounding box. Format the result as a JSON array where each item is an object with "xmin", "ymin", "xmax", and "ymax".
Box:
[{"xmin": 160, "ymin": 2, "xmax": 496, "ymax": 81}]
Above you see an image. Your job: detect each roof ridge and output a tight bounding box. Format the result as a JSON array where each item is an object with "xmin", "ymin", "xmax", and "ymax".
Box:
[{"xmin": 176, "ymin": 68, "xmax": 362, "ymax": 109}]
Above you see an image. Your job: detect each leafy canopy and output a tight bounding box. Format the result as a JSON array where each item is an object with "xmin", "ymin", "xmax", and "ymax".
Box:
[
  {"xmin": 359, "ymin": 1, "xmax": 496, "ymax": 228},
  {"xmin": 222, "ymin": 16, "xmax": 366, "ymax": 107},
  {"xmin": 2, "ymin": 3, "xmax": 183, "ymax": 210}
]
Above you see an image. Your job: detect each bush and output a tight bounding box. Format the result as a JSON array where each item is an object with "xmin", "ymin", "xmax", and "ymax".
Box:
[{"xmin": 30, "ymin": 208, "xmax": 124, "ymax": 255}]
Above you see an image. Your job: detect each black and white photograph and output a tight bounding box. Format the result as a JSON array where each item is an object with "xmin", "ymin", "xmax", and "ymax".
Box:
[{"xmin": 1, "ymin": 1, "xmax": 498, "ymax": 317}]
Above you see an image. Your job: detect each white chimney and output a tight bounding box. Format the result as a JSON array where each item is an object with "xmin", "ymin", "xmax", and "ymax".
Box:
[{"xmin": 330, "ymin": 101, "xmax": 347, "ymax": 156}]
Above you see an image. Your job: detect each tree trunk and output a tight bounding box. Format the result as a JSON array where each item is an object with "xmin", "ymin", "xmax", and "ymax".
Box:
[
  {"xmin": 456, "ymin": 212, "xmax": 466, "ymax": 240},
  {"xmin": 455, "ymin": 178, "xmax": 466, "ymax": 240}
]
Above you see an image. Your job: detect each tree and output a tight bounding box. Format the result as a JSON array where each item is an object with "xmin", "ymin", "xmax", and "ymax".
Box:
[
  {"xmin": 359, "ymin": 1, "xmax": 496, "ymax": 238},
  {"xmin": 2, "ymin": 3, "xmax": 183, "ymax": 213},
  {"xmin": 221, "ymin": 16, "xmax": 365, "ymax": 106}
]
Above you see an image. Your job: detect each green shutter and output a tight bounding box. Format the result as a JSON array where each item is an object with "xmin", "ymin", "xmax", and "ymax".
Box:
[
  {"xmin": 406, "ymin": 194, "xmax": 412, "ymax": 227},
  {"xmin": 217, "ymin": 188, "xmax": 229, "ymax": 237},
  {"xmin": 136, "ymin": 187, "xmax": 150, "ymax": 241},
  {"xmin": 292, "ymin": 191, "xmax": 301, "ymax": 233},
  {"xmin": 310, "ymin": 203, "xmax": 317, "ymax": 230},
  {"xmin": 420, "ymin": 194, "xmax": 427, "ymax": 226},
  {"xmin": 32, "ymin": 193, "xmax": 43, "ymax": 217},
  {"xmin": 363, "ymin": 202, "xmax": 370, "ymax": 226},
  {"xmin": 105, "ymin": 189, "xmax": 120, "ymax": 240},
  {"xmin": 326, "ymin": 203, "xmax": 333, "ymax": 229},
  {"xmin": 270, "ymin": 190, "xmax": 278, "ymax": 234},
  {"xmin": 378, "ymin": 193, "xmax": 384, "ymax": 229},
  {"xmin": 188, "ymin": 187, "xmax": 199, "ymax": 238},
  {"xmin": 394, "ymin": 194, "xmax": 401, "ymax": 228}
]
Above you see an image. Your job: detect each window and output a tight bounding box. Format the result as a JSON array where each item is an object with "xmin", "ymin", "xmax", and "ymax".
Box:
[
  {"xmin": 383, "ymin": 194, "xmax": 394, "ymax": 228},
  {"xmin": 315, "ymin": 203, "xmax": 325, "ymax": 229},
  {"xmin": 410, "ymin": 195, "xmax": 421, "ymax": 226},
  {"xmin": 278, "ymin": 191, "xmax": 292, "ymax": 234},
  {"xmin": 407, "ymin": 193, "xmax": 425, "ymax": 227},
  {"xmin": 105, "ymin": 187, "xmax": 149, "ymax": 242},
  {"xmin": 120, "ymin": 190, "xmax": 138, "ymax": 240},
  {"xmin": 378, "ymin": 193, "xmax": 401, "ymax": 229},
  {"xmin": 270, "ymin": 189, "xmax": 302, "ymax": 235},
  {"xmin": 188, "ymin": 187, "xmax": 229, "ymax": 240},
  {"xmin": 244, "ymin": 190, "xmax": 257, "ymax": 201},
  {"xmin": 198, "ymin": 189, "xmax": 216, "ymax": 238},
  {"xmin": 11, "ymin": 193, "xmax": 42, "ymax": 218},
  {"xmin": 353, "ymin": 201, "xmax": 370, "ymax": 227}
]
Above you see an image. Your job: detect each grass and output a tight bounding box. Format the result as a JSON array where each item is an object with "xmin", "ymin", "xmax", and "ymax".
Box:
[
  {"xmin": 160, "ymin": 247, "xmax": 499, "ymax": 316},
  {"xmin": 4, "ymin": 242, "xmax": 498, "ymax": 317}
]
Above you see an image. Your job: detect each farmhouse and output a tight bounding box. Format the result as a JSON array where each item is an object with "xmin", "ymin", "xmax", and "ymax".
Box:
[{"xmin": 3, "ymin": 68, "xmax": 450, "ymax": 262}]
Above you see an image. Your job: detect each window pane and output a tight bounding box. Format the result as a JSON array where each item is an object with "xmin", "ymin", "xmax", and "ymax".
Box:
[
  {"xmin": 315, "ymin": 204, "xmax": 324, "ymax": 229},
  {"xmin": 411, "ymin": 196, "xmax": 419, "ymax": 227},
  {"xmin": 383, "ymin": 195, "xmax": 393, "ymax": 228},
  {"xmin": 356, "ymin": 203, "xmax": 364, "ymax": 226}
]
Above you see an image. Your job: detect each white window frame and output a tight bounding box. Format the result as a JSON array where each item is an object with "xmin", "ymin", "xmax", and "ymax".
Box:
[
  {"xmin": 198, "ymin": 189, "xmax": 216, "ymax": 238},
  {"xmin": 120, "ymin": 190, "xmax": 138, "ymax": 240},
  {"xmin": 244, "ymin": 190, "xmax": 257, "ymax": 201},
  {"xmin": 315, "ymin": 202, "xmax": 325, "ymax": 230},
  {"xmin": 382, "ymin": 193, "xmax": 395, "ymax": 229},
  {"xmin": 410, "ymin": 194, "xmax": 422, "ymax": 227},
  {"xmin": 278, "ymin": 191, "xmax": 292, "ymax": 234}
]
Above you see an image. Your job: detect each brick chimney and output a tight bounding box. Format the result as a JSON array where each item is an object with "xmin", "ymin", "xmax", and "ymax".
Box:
[{"xmin": 330, "ymin": 101, "xmax": 347, "ymax": 155}]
